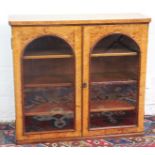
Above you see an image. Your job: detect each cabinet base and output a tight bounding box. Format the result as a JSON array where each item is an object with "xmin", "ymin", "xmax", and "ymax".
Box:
[{"xmin": 16, "ymin": 132, "xmax": 144, "ymax": 145}]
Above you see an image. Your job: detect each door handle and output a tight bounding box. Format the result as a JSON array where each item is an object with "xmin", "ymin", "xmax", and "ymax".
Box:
[{"xmin": 82, "ymin": 82, "xmax": 87, "ymax": 88}]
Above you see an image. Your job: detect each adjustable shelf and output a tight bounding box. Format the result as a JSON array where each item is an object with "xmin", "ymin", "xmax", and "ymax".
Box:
[
  {"xmin": 24, "ymin": 102, "xmax": 74, "ymax": 116},
  {"xmin": 23, "ymin": 50, "xmax": 73, "ymax": 59},
  {"xmin": 91, "ymin": 72, "xmax": 137, "ymax": 85},
  {"xmin": 91, "ymin": 49, "xmax": 137, "ymax": 57},
  {"xmin": 24, "ymin": 75, "xmax": 73, "ymax": 88},
  {"xmin": 90, "ymin": 100, "xmax": 135, "ymax": 113}
]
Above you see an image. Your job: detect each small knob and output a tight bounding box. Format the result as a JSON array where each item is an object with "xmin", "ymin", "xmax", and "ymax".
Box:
[{"xmin": 82, "ymin": 82, "xmax": 87, "ymax": 88}]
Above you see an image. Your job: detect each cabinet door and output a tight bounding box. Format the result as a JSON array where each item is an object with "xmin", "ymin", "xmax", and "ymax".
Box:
[
  {"xmin": 12, "ymin": 26, "xmax": 82, "ymax": 143},
  {"xmin": 82, "ymin": 24, "xmax": 149, "ymax": 137}
]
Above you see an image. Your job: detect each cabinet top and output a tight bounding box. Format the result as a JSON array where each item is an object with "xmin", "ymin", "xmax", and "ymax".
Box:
[{"xmin": 9, "ymin": 13, "xmax": 151, "ymax": 26}]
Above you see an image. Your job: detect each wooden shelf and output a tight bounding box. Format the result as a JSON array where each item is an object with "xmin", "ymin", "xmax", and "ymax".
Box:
[
  {"xmin": 24, "ymin": 75, "xmax": 73, "ymax": 88},
  {"xmin": 92, "ymin": 49, "xmax": 137, "ymax": 57},
  {"xmin": 24, "ymin": 99, "xmax": 135, "ymax": 116},
  {"xmin": 91, "ymin": 72, "xmax": 137, "ymax": 84},
  {"xmin": 24, "ymin": 102, "xmax": 74, "ymax": 116},
  {"xmin": 90, "ymin": 100, "xmax": 135, "ymax": 112},
  {"xmin": 23, "ymin": 50, "xmax": 73, "ymax": 59},
  {"xmin": 91, "ymin": 80, "xmax": 136, "ymax": 85}
]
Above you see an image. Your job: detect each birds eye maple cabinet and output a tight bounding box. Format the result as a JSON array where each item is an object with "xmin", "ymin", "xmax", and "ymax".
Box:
[{"xmin": 9, "ymin": 14, "xmax": 151, "ymax": 144}]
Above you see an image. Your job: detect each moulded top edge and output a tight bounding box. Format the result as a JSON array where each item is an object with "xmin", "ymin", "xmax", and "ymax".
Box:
[{"xmin": 9, "ymin": 13, "xmax": 151, "ymax": 26}]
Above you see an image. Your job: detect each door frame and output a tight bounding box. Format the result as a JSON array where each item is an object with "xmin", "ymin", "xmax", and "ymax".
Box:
[
  {"xmin": 12, "ymin": 25, "xmax": 82, "ymax": 143},
  {"xmin": 82, "ymin": 24, "xmax": 149, "ymax": 137}
]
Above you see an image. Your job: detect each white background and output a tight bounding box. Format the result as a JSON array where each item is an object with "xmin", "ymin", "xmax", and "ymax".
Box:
[{"xmin": 0, "ymin": 0, "xmax": 155, "ymax": 121}]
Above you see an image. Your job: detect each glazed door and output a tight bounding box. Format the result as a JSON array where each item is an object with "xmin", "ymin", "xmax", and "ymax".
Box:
[
  {"xmin": 82, "ymin": 24, "xmax": 148, "ymax": 136},
  {"xmin": 12, "ymin": 26, "xmax": 82, "ymax": 142}
]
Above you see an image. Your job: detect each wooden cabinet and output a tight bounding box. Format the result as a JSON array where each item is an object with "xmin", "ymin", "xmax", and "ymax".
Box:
[{"xmin": 9, "ymin": 14, "xmax": 151, "ymax": 144}]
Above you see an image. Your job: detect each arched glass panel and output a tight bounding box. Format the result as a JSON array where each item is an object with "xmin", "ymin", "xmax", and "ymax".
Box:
[
  {"xmin": 22, "ymin": 36, "xmax": 75, "ymax": 133},
  {"xmin": 92, "ymin": 34, "xmax": 140, "ymax": 53},
  {"xmin": 89, "ymin": 34, "xmax": 140, "ymax": 129}
]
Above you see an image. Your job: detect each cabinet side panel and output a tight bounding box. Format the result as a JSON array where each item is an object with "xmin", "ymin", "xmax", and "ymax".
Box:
[
  {"xmin": 12, "ymin": 27, "xmax": 26, "ymax": 141},
  {"xmin": 138, "ymin": 24, "xmax": 149, "ymax": 132}
]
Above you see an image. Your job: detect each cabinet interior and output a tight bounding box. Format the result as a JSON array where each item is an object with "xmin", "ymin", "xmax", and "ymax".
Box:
[
  {"xmin": 89, "ymin": 34, "xmax": 139, "ymax": 129},
  {"xmin": 22, "ymin": 36, "xmax": 76, "ymax": 133}
]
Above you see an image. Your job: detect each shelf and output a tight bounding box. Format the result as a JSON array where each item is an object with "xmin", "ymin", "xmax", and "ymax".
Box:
[
  {"xmin": 23, "ymin": 50, "xmax": 73, "ymax": 59},
  {"xmin": 24, "ymin": 102, "xmax": 74, "ymax": 116},
  {"xmin": 91, "ymin": 72, "xmax": 137, "ymax": 85},
  {"xmin": 90, "ymin": 125, "xmax": 137, "ymax": 130},
  {"xmin": 90, "ymin": 100, "xmax": 135, "ymax": 113},
  {"xmin": 92, "ymin": 49, "xmax": 137, "ymax": 57},
  {"xmin": 24, "ymin": 100, "xmax": 135, "ymax": 116},
  {"xmin": 24, "ymin": 75, "xmax": 73, "ymax": 88}
]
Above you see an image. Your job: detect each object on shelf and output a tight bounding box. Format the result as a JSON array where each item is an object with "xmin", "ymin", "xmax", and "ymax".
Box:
[
  {"xmin": 25, "ymin": 114, "xmax": 74, "ymax": 132},
  {"xmin": 24, "ymin": 87, "xmax": 74, "ymax": 116}
]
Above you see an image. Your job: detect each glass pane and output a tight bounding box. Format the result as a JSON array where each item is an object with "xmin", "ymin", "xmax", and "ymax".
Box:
[
  {"xmin": 90, "ymin": 83, "xmax": 137, "ymax": 107},
  {"xmin": 93, "ymin": 34, "xmax": 140, "ymax": 53},
  {"xmin": 24, "ymin": 36, "xmax": 73, "ymax": 56},
  {"xmin": 22, "ymin": 36, "xmax": 75, "ymax": 133},
  {"xmin": 89, "ymin": 34, "xmax": 139, "ymax": 129}
]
